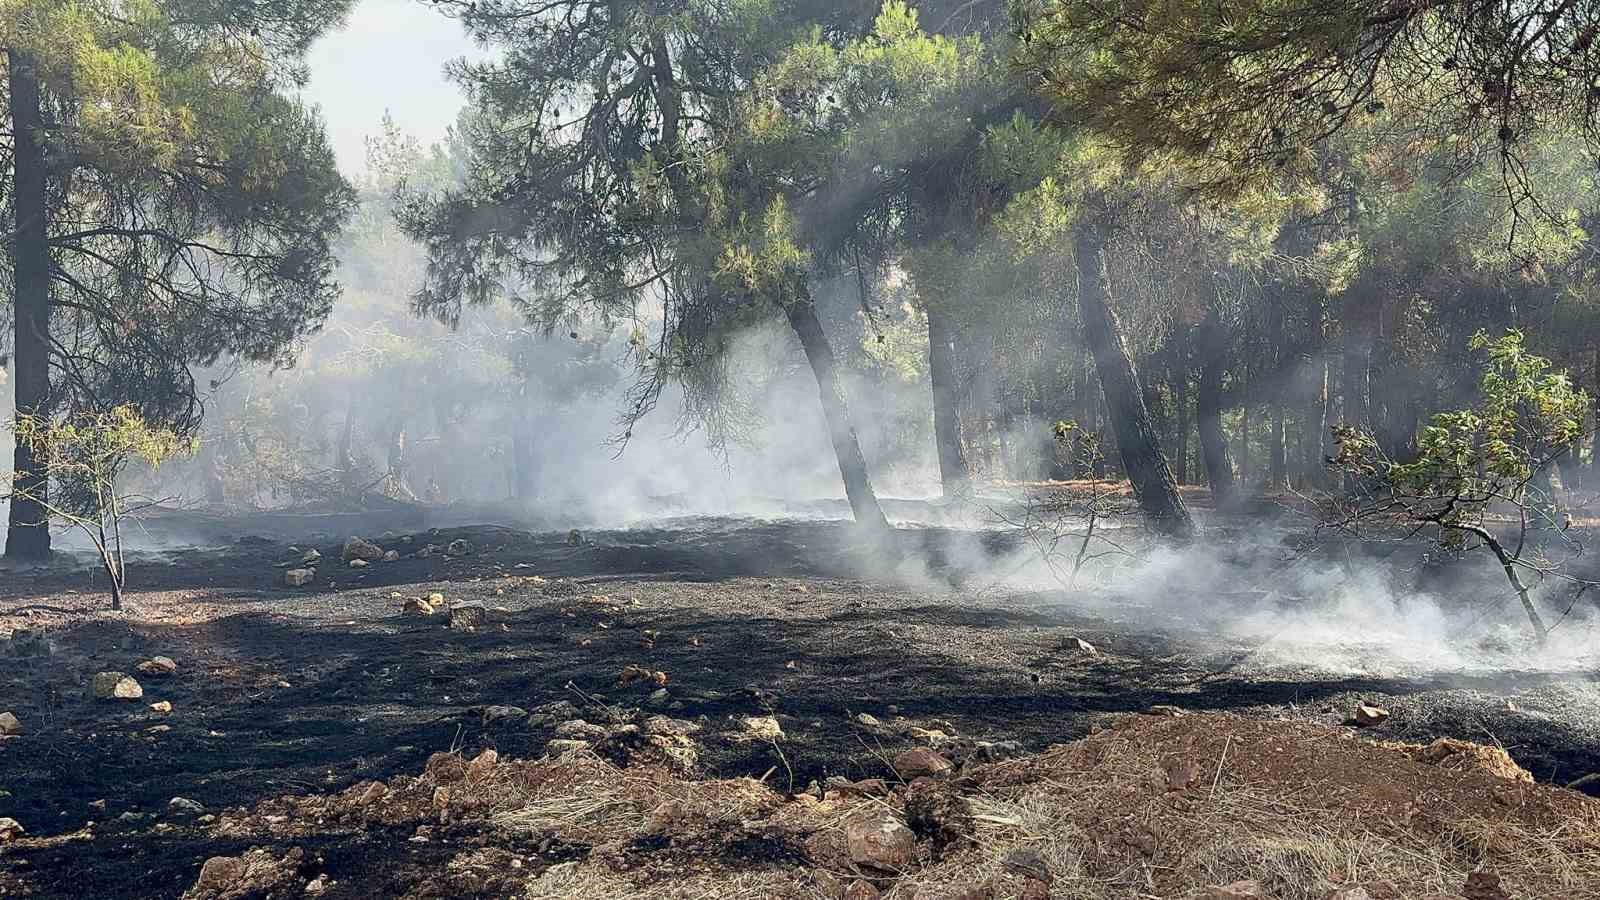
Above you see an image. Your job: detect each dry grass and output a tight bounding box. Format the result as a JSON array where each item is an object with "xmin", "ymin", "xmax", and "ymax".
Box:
[{"xmin": 194, "ymin": 714, "xmax": 1600, "ymax": 900}]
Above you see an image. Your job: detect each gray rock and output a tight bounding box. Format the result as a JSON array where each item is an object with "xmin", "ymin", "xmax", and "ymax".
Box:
[
  {"xmin": 283, "ymin": 568, "xmax": 315, "ymax": 587},
  {"xmin": 0, "ymin": 712, "xmax": 20, "ymax": 735},
  {"xmin": 136, "ymin": 656, "xmax": 178, "ymax": 677},
  {"xmin": 449, "ymin": 601, "xmax": 489, "ymax": 630},
  {"xmin": 91, "ymin": 672, "xmax": 143, "ymax": 701},
  {"xmin": 168, "ymin": 797, "xmax": 205, "ymax": 816}
]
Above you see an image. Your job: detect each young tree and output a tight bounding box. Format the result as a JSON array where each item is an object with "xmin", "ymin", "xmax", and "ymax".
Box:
[
  {"xmin": 1327, "ymin": 331, "xmax": 1589, "ymax": 643},
  {"xmin": 8, "ymin": 407, "xmax": 193, "ymax": 610},
  {"xmin": 2, "ymin": 0, "xmax": 355, "ymax": 559}
]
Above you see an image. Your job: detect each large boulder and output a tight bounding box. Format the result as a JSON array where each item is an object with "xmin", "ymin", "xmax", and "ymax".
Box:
[
  {"xmin": 282, "ymin": 568, "xmax": 315, "ymax": 588},
  {"xmin": 341, "ymin": 536, "xmax": 384, "ymax": 563}
]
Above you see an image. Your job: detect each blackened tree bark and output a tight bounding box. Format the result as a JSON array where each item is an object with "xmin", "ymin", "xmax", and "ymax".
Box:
[
  {"xmin": 1266, "ymin": 295, "xmax": 1289, "ymax": 491},
  {"xmin": 925, "ymin": 303, "xmax": 969, "ymax": 496},
  {"xmin": 784, "ymin": 294, "xmax": 890, "ymax": 531},
  {"xmin": 6, "ymin": 50, "xmax": 53, "ymax": 561},
  {"xmin": 1305, "ymin": 296, "xmax": 1331, "ymax": 487},
  {"xmin": 1195, "ymin": 312, "xmax": 1238, "ymax": 507},
  {"xmin": 1073, "ymin": 220, "xmax": 1193, "ymax": 537}
]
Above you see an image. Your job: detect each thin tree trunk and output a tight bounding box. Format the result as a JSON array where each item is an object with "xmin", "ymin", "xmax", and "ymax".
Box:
[
  {"xmin": 1169, "ymin": 336, "xmax": 1190, "ymax": 485},
  {"xmin": 1238, "ymin": 400, "xmax": 1252, "ymax": 488},
  {"xmin": 784, "ymin": 294, "xmax": 890, "ymax": 531},
  {"xmin": 926, "ymin": 303, "xmax": 969, "ymax": 496},
  {"xmin": 1306, "ymin": 300, "xmax": 1331, "ymax": 487},
  {"xmin": 1073, "ymin": 222, "xmax": 1193, "ymax": 536},
  {"xmin": 1266, "ymin": 299, "xmax": 1288, "ymax": 491},
  {"xmin": 1196, "ymin": 316, "xmax": 1238, "ymax": 508},
  {"xmin": 6, "ymin": 50, "xmax": 53, "ymax": 561}
]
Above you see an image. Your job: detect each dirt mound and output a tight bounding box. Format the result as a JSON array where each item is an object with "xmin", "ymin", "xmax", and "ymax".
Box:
[{"xmin": 176, "ymin": 712, "xmax": 1600, "ymax": 899}]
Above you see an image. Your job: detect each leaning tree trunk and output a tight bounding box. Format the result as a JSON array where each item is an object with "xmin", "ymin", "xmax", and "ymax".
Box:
[
  {"xmin": 6, "ymin": 50, "xmax": 53, "ymax": 561},
  {"xmin": 784, "ymin": 293, "xmax": 890, "ymax": 531},
  {"xmin": 925, "ymin": 303, "xmax": 969, "ymax": 496},
  {"xmin": 1195, "ymin": 315, "xmax": 1238, "ymax": 508},
  {"xmin": 1073, "ymin": 223, "xmax": 1193, "ymax": 537}
]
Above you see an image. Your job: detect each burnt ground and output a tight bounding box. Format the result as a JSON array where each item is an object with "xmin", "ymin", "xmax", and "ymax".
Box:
[{"xmin": 1, "ymin": 509, "xmax": 1599, "ymax": 898}]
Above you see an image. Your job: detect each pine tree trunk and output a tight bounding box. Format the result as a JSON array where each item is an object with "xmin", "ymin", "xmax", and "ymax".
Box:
[
  {"xmin": 6, "ymin": 50, "xmax": 53, "ymax": 561},
  {"xmin": 1073, "ymin": 223, "xmax": 1193, "ymax": 536},
  {"xmin": 784, "ymin": 294, "xmax": 890, "ymax": 531},
  {"xmin": 1266, "ymin": 299, "xmax": 1289, "ymax": 491},
  {"xmin": 1196, "ymin": 317, "xmax": 1238, "ymax": 508},
  {"xmin": 1238, "ymin": 401, "xmax": 1252, "ymax": 488},
  {"xmin": 1306, "ymin": 298, "xmax": 1331, "ymax": 487},
  {"xmin": 926, "ymin": 303, "xmax": 969, "ymax": 495}
]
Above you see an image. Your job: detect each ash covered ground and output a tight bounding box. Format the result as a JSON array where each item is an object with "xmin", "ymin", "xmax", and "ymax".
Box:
[{"xmin": 1, "ymin": 500, "xmax": 1598, "ymax": 898}]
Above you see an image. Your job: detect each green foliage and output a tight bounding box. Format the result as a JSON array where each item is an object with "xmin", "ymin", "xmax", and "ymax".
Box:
[{"xmin": 1333, "ymin": 330, "xmax": 1586, "ymax": 526}]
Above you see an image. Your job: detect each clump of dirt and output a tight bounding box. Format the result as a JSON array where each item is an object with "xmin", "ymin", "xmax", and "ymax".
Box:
[{"xmin": 170, "ymin": 712, "xmax": 1600, "ymax": 900}]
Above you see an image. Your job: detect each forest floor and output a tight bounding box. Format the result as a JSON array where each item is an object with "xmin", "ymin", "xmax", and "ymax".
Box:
[{"xmin": 1, "ymin": 500, "xmax": 1599, "ymax": 899}]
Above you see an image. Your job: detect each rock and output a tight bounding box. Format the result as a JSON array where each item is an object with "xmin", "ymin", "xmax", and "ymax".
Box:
[
  {"xmin": 1148, "ymin": 704, "xmax": 1186, "ymax": 717},
  {"xmin": 1164, "ymin": 755, "xmax": 1203, "ymax": 791},
  {"xmin": 1002, "ymin": 847, "xmax": 1052, "ymax": 885},
  {"xmin": 185, "ymin": 848, "xmax": 301, "ymax": 900},
  {"xmin": 642, "ymin": 715, "xmax": 702, "ymax": 737},
  {"xmin": 341, "ymin": 536, "xmax": 384, "ymax": 563},
  {"xmin": 482, "ymin": 705, "xmax": 527, "ymax": 724},
  {"xmin": 150, "ymin": 701, "xmax": 173, "ymax": 714},
  {"xmin": 357, "ymin": 782, "xmax": 388, "ymax": 805},
  {"xmin": 844, "ymin": 882, "xmax": 882, "ymax": 900},
  {"xmin": 1407, "ymin": 738, "xmax": 1533, "ymax": 783},
  {"xmin": 1461, "ymin": 871, "xmax": 1511, "ymax": 900},
  {"xmin": 893, "ymin": 747, "xmax": 954, "ymax": 780},
  {"xmin": 402, "ymin": 597, "xmax": 435, "ymax": 617},
  {"xmin": 466, "ymin": 748, "xmax": 498, "ymax": 779},
  {"xmin": 1352, "ymin": 704, "xmax": 1390, "ymax": 727},
  {"xmin": 904, "ymin": 779, "xmax": 974, "ymax": 855},
  {"xmin": 646, "ymin": 687, "xmax": 670, "ymax": 707},
  {"xmin": 854, "ymin": 712, "xmax": 884, "ymax": 729},
  {"xmin": 169, "ymin": 797, "xmax": 205, "ymax": 816},
  {"xmin": 382, "ymin": 550, "xmax": 400, "ymax": 562},
  {"xmin": 427, "ymin": 591, "xmax": 446, "ymax": 606},
  {"xmin": 844, "ymin": 810, "xmax": 916, "ymax": 872},
  {"xmin": 0, "ymin": 817, "xmax": 23, "ymax": 841},
  {"xmin": 556, "ymin": 719, "xmax": 610, "ymax": 740},
  {"xmin": 283, "ymin": 568, "xmax": 314, "ymax": 587},
  {"xmin": 547, "ymin": 738, "xmax": 592, "ymax": 755},
  {"xmin": 300, "ymin": 548, "xmax": 322, "ymax": 564},
  {"xmin": 0, "ymin": 712, "xmax": 20, "ymax": 735},
  {"xmin": 1067, "ymin": 637, "xmax": 1097, "ymax": 654},
  {"xmin": 6, "ymin": 627, "xmax": 50, "ymax": 657},
  {"xmin": 1195, "ymin": 881, "xmax": 1269, "ymax": 899},
  {"xmin": 445, "ymin": 538, "xmax": 473, "ymax": 557},
  {"xmin": 736, "ymin": 715, "xmax": 785, "ymax": 742},
  {"xmin": 567, "ymin": 529, "xmax": 583, "ymax": 546},
  {"xmin": 91, "ymin": 672, "xmax": 143, "ymax": 701},
  {"xmin": 449, "ymin": 601, "xmax": 489, "ymax": 629},
  {"xmin": 137, "ymin": 656, "xmax": 179, "ymax": 677},
  {"xmin": 348, "ymin": 558, "xmax": 370, "ymax": 569}
]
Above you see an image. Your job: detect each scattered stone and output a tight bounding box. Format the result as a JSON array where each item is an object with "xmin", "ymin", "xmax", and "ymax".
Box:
[
  {"xmin": 904, "ymin": 778, "xmax": 974, "ymax": 855},
  {"xmin": 547, "ymin": 738, "xmax": 592, "ymax": 755},
  {"xmin": 283, "ymin": 568, "xmax": 315, "ymax": 588},
  {"xmin": 567, "ymin": 529, "xmax": 583, "ymax": 546},
  {"xmin": 466, "ymin": 748, "xmax": 498, "ymax": 779},
  {"xmin": 481, "ymin": 705, "xmax": 527, "ymax": 725},
  {"xmin": 382, "ymin": 550, "xmax": 400, "ymax": 562},
  {"xmin": 1066, "ymin": 637, "xmax": 1097, "ymax": 655},
  {"xmin": 91, "ymin": 672, "xmax": 143, "ymax": 701},
  {"xmin": 1462, "ymin": 871, "xmax": 1511, "ymax": 900},
  {"xmin": 341, "ymin": 536, "xmax": 384, "ymax": 563},
  {"xmin": 1002, "ymin": 847, "xmax": 1052, "ymax": 885},
  {"xmin": 0, "ymin": 817, "xmax": 23, "ymax": 841},
  {"xmin": 0, "ymin": 712, "xmax": 20, "ymax": 736},
  {"xmin": 427, "ymin": 591, "xmax": 445, "ymax": 606},
  {"xmin": 843, "ymin": 882, "xmax": 882, "ymax": 900},
  {"xmin": 300, "ymin": 548, "xmax": 322, "ymax": 564},
  {"xmin": 150, "ymin": 701, "xmax": 173, "ymax": 714},
  {"xmin": 6, "ymin": 627, "xmax": 50, "ymax": 657},
  {"xmin": 357, "ymin": 782, "xmax": 388, "ymax": 806},
  {"xmin": 1403, "ymin": 738, "xmax": 1533, "ymax": 783},
  {"xmin": 646, "ymin": 688, "xmax": 670, "ymax": 707},
  {"xmin": 854, "ymin": 712, "xmax": 884, "ymax": 729},
  {"xmin": 1148, "ymin": 704, "xmax": 1186, "ymax": 717},
  {"xmin": 186, "ymin": 848, "xmax": 303, "ymax": 900},
  {"xmin": 619, "ymin": 665, "xmax": 669, "ymax": 688},
  {"xmin": 445, "ymin": 538, "xmax": 473, "ymax": 557},
  {"xmin": 1352, "ymin": 704, "xmax": 1391, "ymax": 727},
  {"xmin": 844, "ymin": 810, "xmax": 916, "ymax": 872},
  {"xmin": 556, "ymin": 720, "xmax": 610, "ymax": 740},
  {"xmin": 642, "ymin": 715, "xmax": 701, "ymax": 737},
  {"xmin": 893, "ymin": 747, "xmax": 954, "ymax": 780},
  {"xmin": 348, "ymin": 558, "xmax": 370, "ymax": 569},
  {"xmin": 137, "ymin": 656, "xmax": 178, "ymax": 677},
  {"xmin": 402, "ymin": 597, "xmax": 435, "ymax": 617},
  {"xmin": 736, "ymin": 715, "xmax": 785, "ymax": 742},
  {"xmin": 169, "ymin": 797, "xmax": 205, "ymax": 816},
  {"xmin": 449, "ymin": 601, "xmax": 489, "ymax": 630}
]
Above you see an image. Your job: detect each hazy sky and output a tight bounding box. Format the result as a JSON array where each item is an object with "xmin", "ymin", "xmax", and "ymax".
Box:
[{"xmin": 302, "ymin": 0, "xmax": 483, "ymax": 175}]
